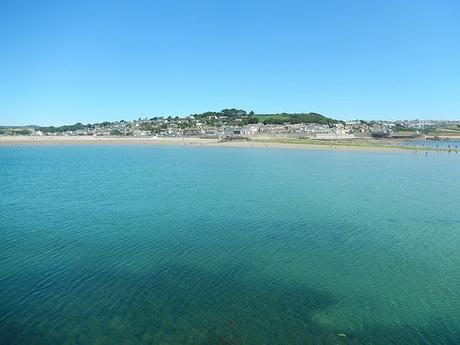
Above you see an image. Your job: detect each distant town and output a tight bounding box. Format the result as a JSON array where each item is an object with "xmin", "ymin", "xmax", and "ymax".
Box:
[{"xmin": 2, "ymin": 109, "xmax": 460, "ymax": 141}]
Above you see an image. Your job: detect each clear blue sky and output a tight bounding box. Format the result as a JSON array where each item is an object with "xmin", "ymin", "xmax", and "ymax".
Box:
[{"xmin": 0, "ymin": 0, "xmax": 459, "ymax": 125}]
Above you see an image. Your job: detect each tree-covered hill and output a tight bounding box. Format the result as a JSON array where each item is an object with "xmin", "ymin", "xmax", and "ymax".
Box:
[{"xmin": 255, "ymin": 112, "xmax": 338, "ymax": 125}]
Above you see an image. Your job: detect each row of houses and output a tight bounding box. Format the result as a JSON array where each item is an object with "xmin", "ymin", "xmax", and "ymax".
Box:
[
  {"xmin": 30, "ymin": 122, "xmax": 368, "ymax": 139},
  {"xmin": 13, "ymin": 118, "xmax": 458, "ymax": 139}
]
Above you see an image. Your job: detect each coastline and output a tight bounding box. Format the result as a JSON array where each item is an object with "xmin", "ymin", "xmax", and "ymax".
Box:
[
  {"xmin": 0, "ymin": 135, "xmax": 216, "ymax": 146},
  {"xmin": 0, "ymin": 135, "xmax": 456, "ymax": 153}
]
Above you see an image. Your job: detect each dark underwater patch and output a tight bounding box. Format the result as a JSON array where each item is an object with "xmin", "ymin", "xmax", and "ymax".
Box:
[{"xmin": 0, "ymin": 262, "xmax": 338, "ymax": 345}]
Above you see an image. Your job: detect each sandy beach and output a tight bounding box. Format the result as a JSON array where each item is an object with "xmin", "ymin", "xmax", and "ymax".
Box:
[
  {"xmin": 0, "ymin": 135, "xmax": 426, "ymax": 153},
  {"xmin": 0, "ymin": 135, "xmax": 217, "ymax": 146}
]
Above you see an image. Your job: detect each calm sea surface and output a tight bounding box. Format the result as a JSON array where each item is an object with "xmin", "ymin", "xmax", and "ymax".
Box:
[
  {"xmin": 1, "ymin": 145, "xmax": 459, "ymax": 345},
  {"xmin": 401, "ymin": 140, "xmax": 460, "ymax": 148}
]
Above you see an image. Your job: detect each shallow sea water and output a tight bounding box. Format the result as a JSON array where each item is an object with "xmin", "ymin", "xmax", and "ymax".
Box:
[
  {"xmin": 401, "ymin": 139, "xmax": 460, "ymax": 148},
  {"xmin": 1, "ymin": 145, "xmax": 459, "ymax": 345}
]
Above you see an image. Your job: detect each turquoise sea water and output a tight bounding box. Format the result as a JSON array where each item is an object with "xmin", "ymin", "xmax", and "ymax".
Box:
[
  {"xmin": 401, "ymin": 140, "xmax": 460, "ymax": 148},
  {"xmin": 1, "ymin": 145, "xmax": 459, "ymax": 345}
]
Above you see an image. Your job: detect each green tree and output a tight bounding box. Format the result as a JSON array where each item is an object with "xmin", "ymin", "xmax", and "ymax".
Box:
[
  {"xmin": 110, "ymin": 129, "xmax": 123, "ymax": 136},
  {"xmin": 14, "ymin": 129, "xmax": 32, "ymax": 135}
]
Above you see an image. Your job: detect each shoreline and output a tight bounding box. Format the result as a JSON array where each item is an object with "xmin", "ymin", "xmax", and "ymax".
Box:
[{"xmin": 0, "ymin": 135, "xmax": 457, "ymax": 153}]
